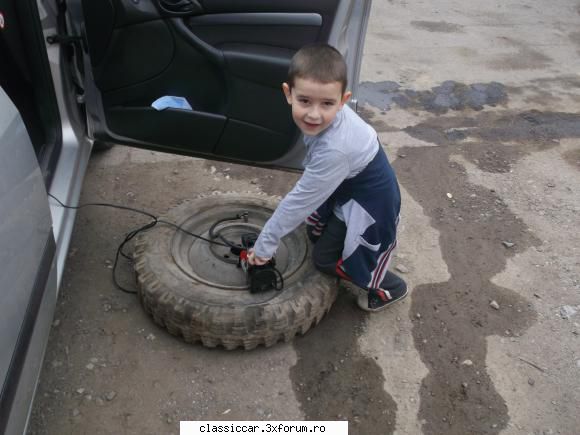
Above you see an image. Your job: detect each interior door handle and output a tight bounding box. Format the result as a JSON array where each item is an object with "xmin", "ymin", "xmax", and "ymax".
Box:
[{"xmin": 157, "ymin": 0, "xmax": 203, "ymax": 16}]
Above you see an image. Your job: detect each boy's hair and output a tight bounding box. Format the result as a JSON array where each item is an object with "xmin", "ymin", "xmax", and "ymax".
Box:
[{"xmin": 287, "ymin": 43, "xmax": 348, "ymax": 93}]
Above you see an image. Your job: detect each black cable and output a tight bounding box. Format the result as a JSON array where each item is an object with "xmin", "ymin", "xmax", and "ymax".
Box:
[
  {"xmin": 113, "ymin": 220, "xmax": 157, "ymax": 294},
  {"xmin": 48, "ymin": 193, "xmax": 229, "ymax": 294},
  {"xmin": 208, "ymin": 212, "xmax": 251, "ymax": 250},
  {"xmin": 48, "ymin": 193, "xmax": 228, "ymax": 247}
]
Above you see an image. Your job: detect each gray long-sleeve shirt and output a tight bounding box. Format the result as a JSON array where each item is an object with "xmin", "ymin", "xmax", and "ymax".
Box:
[{"xmin": 253, "ymin": 105, "xmax": 379, "ymax": 258}]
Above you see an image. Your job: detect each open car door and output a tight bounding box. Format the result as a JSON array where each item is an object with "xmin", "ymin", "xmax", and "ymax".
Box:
[{"xmin": 66, "ymin": 0, "xmax": 372, "ymax": 168}]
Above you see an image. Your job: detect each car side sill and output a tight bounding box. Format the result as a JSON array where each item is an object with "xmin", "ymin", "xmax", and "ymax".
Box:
[{"xmin": 0, "ymin": 236, "xmax": 56, "ymax": 435}]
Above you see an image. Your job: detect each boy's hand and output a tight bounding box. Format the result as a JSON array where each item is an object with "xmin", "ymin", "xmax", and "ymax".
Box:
[{"xmin": 247, "ymin": 249, "xmax": 270, "ymax": 266}]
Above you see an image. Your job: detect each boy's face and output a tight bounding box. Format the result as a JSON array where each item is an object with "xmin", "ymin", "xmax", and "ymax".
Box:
[{"xmin": 283, "ymin": 78, "xmax": 352, "ymax": 136}]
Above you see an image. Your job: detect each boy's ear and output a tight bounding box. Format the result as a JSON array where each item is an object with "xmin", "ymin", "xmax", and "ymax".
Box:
[
  {"xmin": 340, "ymin": 91, "xmax": 353, "ymax": 106},
  {"xmin": 282, "ymin": 83, "xmax": 292, "ymax": 105}
]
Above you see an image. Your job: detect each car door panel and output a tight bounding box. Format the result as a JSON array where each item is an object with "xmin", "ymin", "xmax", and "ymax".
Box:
[
  {"xmin": 107, "ymin": 106, "xmax": 225, "ymax": 154},
  {"xmin": 74, "ymin": 0, "xmax": 371, "ymax": 166},
  {"xmin": 0, "ymin": 85, "xmax": 58, "ymax": 435},
  {"xmin": 93, "ymin": 21, "xmax": 174, "ymax": 92}
]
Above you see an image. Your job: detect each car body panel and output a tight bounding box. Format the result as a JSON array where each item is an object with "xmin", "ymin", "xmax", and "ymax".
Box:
[
  {"xmin": 43, "ymin": 15, "xmax": 94, "ymax": 287},
  {"xmin": 0, "ymin": 1, "xmax": 92, "ymax": 433},
  {"xmin": 0, "ymin": 86, "xmax": 58, "ymax": 435}
]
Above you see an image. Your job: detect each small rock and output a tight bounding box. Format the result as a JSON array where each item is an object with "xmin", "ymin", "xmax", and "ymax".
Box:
[
  {"xmin": 250, "ymin": 178, "xmax": 259, "ymax": 185},
  {"xmin": 173, "ymin": 169, "xmax": 179, "ymax": 175},
  {"xmin": 560, "ymin": 305, "xmax": 578, "ymax": 320},
  {"xmin": 84, "ymin": 394, "xmax": 92, "ymax": 401},
  {"xmin": 547, "ymin": 183, "xmax": 555, "ymax": 188},
  {"xmin": 446, "ymin": 193, "xmax": 453, "ymax": 199},
  {"xmin": 52, "ymin": 319, "xmax": 61, "ymax": 327},
  {"xmin": 502, "ymin": 241, "xmax": 515, "ymax": 248},
  {"xmin": 222, "ymin": 409, "xmax": 231, "ymax": 415},
  {"xmin": 461, "ymin": 382, "xmax": 468, "ymax": 391},
  {"xmin": 72, "ymin": 408, "xmax": 80, "ymax": 417},
  {"xmin": 398, "ymin": 154, "xmax": 407, "ymax": 158},
  {"xmin": 90, "ymin": 357, "xmax": 99, "ymax": 364},
  {"xmin": 225, "ymin": 175, "xmax": 230, "ymax": 180},
  {"xmin": 105, "ymin": 391, "xmax": 117, "ymax": 401},
  {"xmin": 76, "ymin": 388, "xmax": 85, "ymax": 394},
  {"xmin": 85, "ymin": 363, "xmax": 95, "ymax": 370},
  {"xmin": 490, "ymin": 300, "xmax": 500, "ymax": 310},
  {"xmin": 103, "ymin": 303, "xmax": 112, "ymax": 312},
  {"xmin": 210, "ymin": 166, "xmax": 216, "ymax": 174},
  {"xmin": 461, "ymin": 359, "xmax": 474, "ymax": 366},
  {"xmin": 396, "ymin": 264, "xmax": 409, "ymax": 274},
  {"xmin": 528, "ymin": 378, "xmax": 535, "ymax": 386},
  {"xmin": 416, "ymin": 313, "xmax": 422, "ymax": 320},
  {"xmin": 492, "ymin": 424, "xmax": 498, "ymax": 429},
  {"xmin": 146, "ymin": 333, "xmax": 156, "ymax": 341}
]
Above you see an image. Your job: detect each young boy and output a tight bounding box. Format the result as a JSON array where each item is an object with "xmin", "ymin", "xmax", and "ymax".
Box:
[{"xmin": 248, "ymin": 43, "xmax": 407, "ymax": 312}]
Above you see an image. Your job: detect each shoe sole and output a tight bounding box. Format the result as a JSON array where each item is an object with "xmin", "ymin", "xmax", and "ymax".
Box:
[{"xmin": 357, "ymin": 287, "xmax": 409, "ymax": 313}]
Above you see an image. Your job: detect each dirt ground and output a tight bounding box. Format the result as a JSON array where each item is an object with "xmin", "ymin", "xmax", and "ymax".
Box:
[{"xmin": 30, "ymin": 1, "xmax": 579, "ymax": 434}]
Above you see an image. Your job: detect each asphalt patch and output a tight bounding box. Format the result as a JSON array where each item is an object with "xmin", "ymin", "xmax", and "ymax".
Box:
[
  {"xmin": 569, "ymin": 31, "xmax": 580, "ymax": 54},
  {"xmin": 410, "ymin": 20, "xmax": 464, "ymax": 33},
  {"xmin": 393, "ymin": 147, "xmax": 539, "ymax": 435},
  {"xmin": 487, "ymin": 38, "xmax": 552, "ymax": 71},
  {"xmin": 404, "ymin": 110, "xmax": 580, "ymax": 172},
  {"xmin": 359, "ymin": 81, "xmax": 507, "ymax": 114},
  {"xmin": 563, "ymin": 148, "xmax": 580, "ymax": 170},
  {"xmin": 290, "ymin": 293, "xmax": 397, "ymax": 434},
  {"xmin": 358, "ymin": 106, "xmax": 399, "ymax": 133}
]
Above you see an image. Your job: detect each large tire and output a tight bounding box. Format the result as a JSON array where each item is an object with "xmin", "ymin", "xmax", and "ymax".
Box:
[{"xmin": 133, "ymin": 192, "xmax": 337, "ymax": 350}]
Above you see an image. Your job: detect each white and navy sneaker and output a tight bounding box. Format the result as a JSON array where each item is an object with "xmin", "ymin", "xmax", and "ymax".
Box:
[{"xmin": 357, "ymin": 271, "xmax": 408, "ymax": 312}]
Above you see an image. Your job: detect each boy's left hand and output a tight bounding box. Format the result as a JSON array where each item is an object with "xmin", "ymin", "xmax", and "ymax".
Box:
[{"xmin": 247, "ymin": 249, "xmax": 270, "ymax": 266}]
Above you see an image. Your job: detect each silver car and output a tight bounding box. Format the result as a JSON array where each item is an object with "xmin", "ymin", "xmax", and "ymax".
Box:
[{"xmin": 0, "ymin": 0, "xmax": 371, "ymax": 433}]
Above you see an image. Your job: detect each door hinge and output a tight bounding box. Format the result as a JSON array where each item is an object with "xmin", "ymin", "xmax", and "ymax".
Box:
[{"xmin": 46, "ymin": 34, "xmax": 82, "ymax": 45}]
